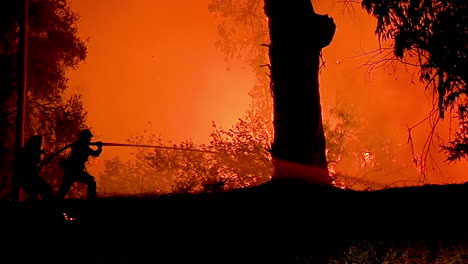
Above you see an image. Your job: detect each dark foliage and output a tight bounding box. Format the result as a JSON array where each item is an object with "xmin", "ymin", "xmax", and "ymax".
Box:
[
  {"xmin": 362, "ymin": 0, "xmax": 468, "ymax": 161},
  {"xmin": 0, "ymin": 0, "xmax": 88, "ymax": 198}
]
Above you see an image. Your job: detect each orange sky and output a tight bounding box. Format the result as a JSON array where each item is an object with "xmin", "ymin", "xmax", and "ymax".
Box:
[
  {"xmin": 67, "ymin": 0, "xmax": 467, "ymax": 185},
  {"xmin": 67, "ymin": 0, "xmax": 253, "ymax": 144}
]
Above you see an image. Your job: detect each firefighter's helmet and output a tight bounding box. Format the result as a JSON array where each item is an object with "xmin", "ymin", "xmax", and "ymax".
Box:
[{"xmin": 78, "ymin": 129, "xmax": 93, "ymax": 139}]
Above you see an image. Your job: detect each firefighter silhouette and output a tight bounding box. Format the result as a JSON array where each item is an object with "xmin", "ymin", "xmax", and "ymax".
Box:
[
  {"xmin": 14, "ymin": 135, "xmax": 54, "ymax": 201},
  {"xmin": 56, "ymin": 129, "xmax": 103, "ymax": 200}
]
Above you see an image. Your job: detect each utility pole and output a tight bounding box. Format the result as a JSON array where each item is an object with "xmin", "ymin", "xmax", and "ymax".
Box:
[{"xmin": 12, "ymin": 0, "xmax": 28, "ymax": 202}]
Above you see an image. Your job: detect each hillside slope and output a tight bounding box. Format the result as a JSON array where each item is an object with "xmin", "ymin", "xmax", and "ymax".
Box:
[{"xmin": 1, "ymin": 179, "xmax": 467, "ymax": 263}]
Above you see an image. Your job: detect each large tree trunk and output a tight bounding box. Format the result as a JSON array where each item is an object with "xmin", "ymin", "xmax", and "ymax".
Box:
[{"xmin": 264, "ymin": 0, "xmax": 336, "ymax": 184}]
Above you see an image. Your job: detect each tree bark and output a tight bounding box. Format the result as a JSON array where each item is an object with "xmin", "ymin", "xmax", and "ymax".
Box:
[{"xmin": 264, "ymin": 0, "xmax": 335, "ymax": 184}]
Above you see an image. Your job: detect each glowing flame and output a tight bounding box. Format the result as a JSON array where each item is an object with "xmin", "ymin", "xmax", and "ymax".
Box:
[
  {"xmin": 328, "ymin": 163, "xmax": 347, "ymax": 189},
  {"xmin": 360, "ymin": 150, "xmax": 376, "ymax": 167},
  {"xmin": 332, "ymin": 178, "xmax": 347, "ymax": 189},
  {"xmin": 63, "ymin": 213, "xmax": 77, "ymax": 222},
  {"xmin": 412, "ymin": 155, "xmax": 426, "ymax": 174}
]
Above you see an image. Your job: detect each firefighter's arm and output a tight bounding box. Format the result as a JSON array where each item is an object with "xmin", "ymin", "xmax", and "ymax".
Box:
[{"xmin": 90, "ymin": 141, "xmax": 103, "ymax": 157}]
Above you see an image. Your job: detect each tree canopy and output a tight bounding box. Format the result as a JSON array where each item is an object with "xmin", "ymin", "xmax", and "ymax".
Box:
[
  {"xmin": 361, "ymin": 0, "xmax": 468, "ymax": 162},
  {"xmin": 0, "ymin": 0, "xmax": 88, "ymax": 197}
]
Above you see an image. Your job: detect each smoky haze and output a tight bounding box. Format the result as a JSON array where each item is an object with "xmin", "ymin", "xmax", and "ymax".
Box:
[
  {"xmin": 67, "ymin": 0, "xmax": 254, "ymax": 171},
  {"xmin": 67, "ymin": 0, "xmax": 467, "ymax": 188}
]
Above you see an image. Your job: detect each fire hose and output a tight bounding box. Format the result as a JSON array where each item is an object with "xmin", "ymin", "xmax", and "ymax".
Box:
[
  {"xmin": 96, "ymin": 142, "xmax": 219, "ymax": 155},
  {"xmin": 38, "ymin": 142, "xmax": 219, "ymax": 170}
]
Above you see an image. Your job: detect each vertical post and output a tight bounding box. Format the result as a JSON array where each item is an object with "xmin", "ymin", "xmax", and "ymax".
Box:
[{"xmin": 12, "ymin": 0, "xmax": 28, "ymax": 202}]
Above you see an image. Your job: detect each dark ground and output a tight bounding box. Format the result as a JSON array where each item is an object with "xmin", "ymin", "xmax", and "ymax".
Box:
[{"xmin": 1, "ymin": 179, "xmax": 467, "ymax": 263}]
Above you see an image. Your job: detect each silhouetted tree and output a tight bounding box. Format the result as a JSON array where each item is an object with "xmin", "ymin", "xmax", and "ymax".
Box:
[
  {"xmin": 0, "ymin": 0, "xmax": 88, "ymax": 198},
  {"xmin": 361, "ymin": 0, "xmax": 468, "ymax": 162},
  {"xmin": 264, "ymin": 0, "xmax": 335, "ymax": 184},
  {"xmin": 210, "ymin": 0, "xmax": 336, "ymax": 184},
  {"xmin": 207, "ymin": 0, "xmax": 427, "ymax": 188}
]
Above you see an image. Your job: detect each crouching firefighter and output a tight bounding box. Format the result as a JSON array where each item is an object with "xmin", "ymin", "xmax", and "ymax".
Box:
[
  {"xmin": 13, "ymin": 135, "xmax": 54, "ymax": 201},
  {"xmin": 56, "ymin": 129, "xmax": 103, "ymax": 200}
]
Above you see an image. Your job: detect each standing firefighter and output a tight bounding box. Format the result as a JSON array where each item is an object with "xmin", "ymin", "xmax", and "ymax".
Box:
[
  {"xmin": 13, "ymin": 135, "xmax": 54, "ymax": 201},
  {"xmin": 56, "ymin": 129, "xmax": 103, "ymax": 200}
]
